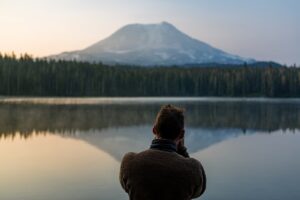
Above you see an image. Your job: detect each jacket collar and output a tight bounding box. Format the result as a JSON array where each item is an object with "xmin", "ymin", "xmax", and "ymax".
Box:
[{"xmin": 150, "ymin": 138, "xmax": 177, "ymax": 152}]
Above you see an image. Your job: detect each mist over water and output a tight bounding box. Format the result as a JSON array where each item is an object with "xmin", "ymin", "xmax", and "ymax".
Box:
[{"xmin": 0, "ymin": 97, "xmax": 300, "ymax": 200}]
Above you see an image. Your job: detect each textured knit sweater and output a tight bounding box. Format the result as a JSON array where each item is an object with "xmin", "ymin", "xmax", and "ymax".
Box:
[{"xmin": 119, "ymin": 139, "xmax": 206, "ymax": 200}]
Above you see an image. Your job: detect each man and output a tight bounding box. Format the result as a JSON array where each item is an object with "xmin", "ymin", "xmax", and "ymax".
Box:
[{"xmin": 119, "ymin": 104, "xmax": 206, "ymax": 200}]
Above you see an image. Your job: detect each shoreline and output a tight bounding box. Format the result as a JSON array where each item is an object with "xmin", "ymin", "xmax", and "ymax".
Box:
[{"xmin": 0, "ymin": 96, "xmax": 300, "ymax": 105}]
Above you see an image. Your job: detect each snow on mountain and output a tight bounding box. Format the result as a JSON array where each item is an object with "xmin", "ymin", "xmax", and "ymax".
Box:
[{"xmin": 49, "ymin": 22, "xmax": 255, "ymax": 66}]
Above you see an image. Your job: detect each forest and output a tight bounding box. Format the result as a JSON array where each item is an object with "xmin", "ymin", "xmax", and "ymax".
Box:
[{"xmin": 0, "ymin": 53, "xmax": 299, "ymax": 97}]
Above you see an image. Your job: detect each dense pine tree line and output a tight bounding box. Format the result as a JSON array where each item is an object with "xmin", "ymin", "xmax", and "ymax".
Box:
[{"xmin": 0, "ymin": 53, "xmax": 299, "ymax": 97}]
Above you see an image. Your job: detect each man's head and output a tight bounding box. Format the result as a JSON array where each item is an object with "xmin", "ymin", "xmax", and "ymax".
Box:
[{"xmin": 153, "ymin": 104, "xmax": 185, "ymax": 141}]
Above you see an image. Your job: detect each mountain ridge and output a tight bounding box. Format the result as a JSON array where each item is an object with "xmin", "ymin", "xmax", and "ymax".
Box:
[{"xmin": 48, "ymin": 22, "xmax": 256, "ymax": 66}]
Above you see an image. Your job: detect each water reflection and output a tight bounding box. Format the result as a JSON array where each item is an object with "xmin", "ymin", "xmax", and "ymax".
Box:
[
  {"xmin": 194, "ymin": 131, "xmax": 300, "ymax": 200},
  {"xmin": 67, "ymin": 127, "xmax": 247, "ymax": 162},
  {"xmin": 1, "ymin": 98, "xmax": 300, "ymax": 200},
  {"xmin": 1, "ymin": 99, "xmax": 300, "ymax": 161},
  {"xmin": 1, "ymin": 99, "xmax": 300, "ymax": 138},
  {"xmin": 0, "ymin": 101, "xmax": 300, "ymax": 161},
  {"xmin": 0, "ymin": 133, "xmax": 127, "ymax": 200}
]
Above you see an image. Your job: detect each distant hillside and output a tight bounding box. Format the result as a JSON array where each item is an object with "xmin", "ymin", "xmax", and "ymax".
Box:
[{"xmin": 48, "ymin": 22, "xmax": 255, "ymax": 66}]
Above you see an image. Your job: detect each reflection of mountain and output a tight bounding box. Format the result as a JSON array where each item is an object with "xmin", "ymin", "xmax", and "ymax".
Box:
[
  {"xmin": 66, "ymin": 126, "xmax": 249, "ymax": 162},
  {"xmin": 1, "ymin": 99, "xmax": 298, "ymax": 161}
]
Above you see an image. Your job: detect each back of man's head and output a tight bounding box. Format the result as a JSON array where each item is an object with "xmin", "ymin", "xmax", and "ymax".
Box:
[{"xmin": 154, "ymin": 104, "xmax": 184, "ymax": 140}]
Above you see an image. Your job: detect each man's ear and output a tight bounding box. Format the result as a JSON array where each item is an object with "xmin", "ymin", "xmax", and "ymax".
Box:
[{"xmin": 152, "ymin": 126, "xmax": 158, "ymax": 136}]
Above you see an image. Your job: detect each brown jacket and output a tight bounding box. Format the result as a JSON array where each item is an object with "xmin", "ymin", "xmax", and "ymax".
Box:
[{"xmin": 119, "ymin": 139, "xmax": 206, "ymax": 200}]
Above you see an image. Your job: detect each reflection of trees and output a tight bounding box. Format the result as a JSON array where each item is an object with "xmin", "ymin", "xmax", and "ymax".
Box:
[
  {"xmin": 1, "ymin": 101, "xmax": 300, "ymax": 139},
  {"xmin": 186, "ymin": 102, "xmax": 300, "ymax": 132},
  {"xmin": 0, "ymin": 103, "xmax": 159, "ymax": 139}
]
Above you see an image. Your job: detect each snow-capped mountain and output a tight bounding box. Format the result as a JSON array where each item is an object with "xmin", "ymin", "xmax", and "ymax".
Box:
[{"xmin": 49, "ymin": 22, "xmax": 255, "ymax": 66}]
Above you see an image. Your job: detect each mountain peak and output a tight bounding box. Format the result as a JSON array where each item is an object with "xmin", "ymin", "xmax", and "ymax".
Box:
[
  {"xmin": 49, "ymin": 22, "xmax": 255, "ymax": 66},
  {"xmin": 160, "ymin": 21, "xmax": 174, "ymax": 26},
  {"xmin": 119, "ymin": 21, "xmax": 177, "ymax": 32}
]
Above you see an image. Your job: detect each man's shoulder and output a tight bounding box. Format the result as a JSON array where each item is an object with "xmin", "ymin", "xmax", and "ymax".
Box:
[
  {"xmin": 122, "ymin": 149, "xmax": 199, "ymax": 165},
  {"xmin": 121, "ymin": 150, "xmax": 153, "ymax": 163},
  {"xmin": 188, "ymin": 157, "xmax": 203, "ymax": 166},
  {"xmin": 121, "ymin": 152, "xmax": 137, "ymax": 163}
]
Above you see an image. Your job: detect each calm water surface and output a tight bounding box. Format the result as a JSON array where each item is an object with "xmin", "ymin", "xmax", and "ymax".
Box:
[{"xmin": 0, "ymin": 97, "xmax": 300, "ymax": 200}]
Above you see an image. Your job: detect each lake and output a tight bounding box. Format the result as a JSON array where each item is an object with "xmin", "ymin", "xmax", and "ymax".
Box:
[{"xmin": 0, "ymin": 97, "xmax": 300, "ymax": 200}]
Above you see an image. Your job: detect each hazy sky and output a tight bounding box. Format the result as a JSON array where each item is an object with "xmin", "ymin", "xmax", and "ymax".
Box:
[{"xmin": 1, "ymin": 0, "xmax": 299, "ymax": 64}]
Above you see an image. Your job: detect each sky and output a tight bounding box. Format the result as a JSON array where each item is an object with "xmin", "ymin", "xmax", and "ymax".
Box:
[{"xmin": 0, "ymin": 0, "xmax": 299, "ymax": 65}]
